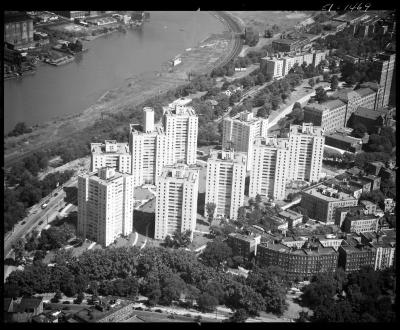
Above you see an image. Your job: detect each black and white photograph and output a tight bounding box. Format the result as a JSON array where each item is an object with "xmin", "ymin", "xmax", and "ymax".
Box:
[{"xmin": 3, "ymin": 6, "xmax": 397, "ymax": 323}]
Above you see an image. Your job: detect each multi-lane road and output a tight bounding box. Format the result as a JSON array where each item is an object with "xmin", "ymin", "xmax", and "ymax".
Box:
[{"xmin": 4, "ymin": 176, "xmax": 78, "ymax": 259}]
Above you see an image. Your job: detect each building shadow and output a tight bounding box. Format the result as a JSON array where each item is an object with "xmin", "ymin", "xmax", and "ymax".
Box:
[
  {"xmin": 63, "ymin": 186, "xmax": 78, "ymax": 205},
  {"xmin": 133, "ymin": 210, "xmax": 155, "ymax": 238},
  {"xmin": 197, "ymin": 192, "xmax": 205, "ymax": 215},
  {"xmin": 52, "ymin": 211, "xmax": 78, "ymax": 229}
]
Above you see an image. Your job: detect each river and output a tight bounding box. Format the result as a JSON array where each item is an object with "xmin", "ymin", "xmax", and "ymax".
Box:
[{"xmin": 4, "ymin": 11, "xmax": 225, "ymax": 133}]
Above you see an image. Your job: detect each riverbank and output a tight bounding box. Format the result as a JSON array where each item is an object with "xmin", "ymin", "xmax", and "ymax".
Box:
[{"xmin": 4, "ymin": 12, "xmax": 242, "ymax": 167}]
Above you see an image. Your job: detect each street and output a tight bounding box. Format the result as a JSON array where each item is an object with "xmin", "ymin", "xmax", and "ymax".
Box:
[{"xmin": 4, "ymin": 176, "xmax": 78, "ymax": 259}]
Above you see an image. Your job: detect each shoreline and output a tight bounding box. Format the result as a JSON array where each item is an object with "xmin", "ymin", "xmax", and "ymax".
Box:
[{"xmin": 4, "ymin": 11, "xmax": 241, "ymax": 166}]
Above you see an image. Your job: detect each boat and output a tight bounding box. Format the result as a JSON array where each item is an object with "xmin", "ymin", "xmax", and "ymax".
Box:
[{"xmin": 45, "ymin": 55, "xmax": 75, "ymax": 66}]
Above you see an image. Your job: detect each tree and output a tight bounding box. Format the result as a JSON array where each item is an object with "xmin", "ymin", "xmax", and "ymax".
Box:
[
  {"xmin": 330, "ymin": 75, "xmax": 339, "ymax": 90},
  {"xmin": 12, "ymin": 238, "xmax": 26, "ymax": 265},
  {"xmin": 197, "ymin": 293, "xmax": 218, "ymax": 312},
  {"xmin": 271, "ymin": 94, "xmax": 281, "ymax": 110},
  {"xmin": 160, "ymin": 274, "xmax": 187, "ymax": 305},
  {"xmin": 51, "ymin": 291, "xmax": 62, "ymax": 303},
  {"xmin": 229, "ymin": 309, "xmax": 249, "ymax": 322},
  {"xmin": 351, "ymin": 123, "xmax": 368, "ymax": 138},
  {"xmin": 201, "ymin": 238, "xmax": 232, "ymax": 270},
  {"xmin": 205, "ymin": 202, "xmax": 216, "ymax": 224},
  {"xmin": 73, "ymin": 292, "xmax": 85, "ymax": 304},
  {"xmin": 257, "ymin": 106, "xmax": 269, "ymax": 118},
  {"xmin": 315, "ymin": 86, "xmax": 328, "ymax": 103},
  {"xmin": 308, "ymin": 78, "xmax": 315, "ymax": 87}
]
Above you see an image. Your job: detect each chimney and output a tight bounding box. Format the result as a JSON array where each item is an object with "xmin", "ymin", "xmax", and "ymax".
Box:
[{"xmin": 143, "ymin": 107, "xmax": 155, "ymax": 133}]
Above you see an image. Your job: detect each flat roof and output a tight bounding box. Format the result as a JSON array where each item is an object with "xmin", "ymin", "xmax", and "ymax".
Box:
[
  {"xmin": 355, "ymin": 87, "xmax": 376, "ymax": 98},
  {"xmin": 272, "ymin": 39, "xmax": 301, "ymax": 45},
  {"xmin": 84, "ymin": 170, "xmax": 127, "ymax": 184},
  {"xmin": 160, "ymin": 165, "xmax": 199, "ymax": 183},
  {"xmin": 354, "ymin": 107, "xmax": 387, "ymax": 120},
  {"xmin": 325, "ymin": 133, "xmax": 361, "ymax": 144},
  {"xmin": 228, "ymin": 232, "xmax": 260, "ymax": 243},
  {"xmin": 163, "ymin": 105, "xmax": 197, "ymax": 117},
  {"xmin": 129, "ymin": 123, "xmax": 165, "ymax": 136},
  {"xmin": 302, "ymin": 183, "xmax": 357, "ymax": 202},
  {"xmin": 332, "ymin": 89, "xmax": 360, "ymax": 102},
  {"xmin": 279, "ymin": 209, "xmax": 303, "ymax": 220},
  {"xmin": 91, "ymin": 142, "xmax": 130, "ymax": 154}
]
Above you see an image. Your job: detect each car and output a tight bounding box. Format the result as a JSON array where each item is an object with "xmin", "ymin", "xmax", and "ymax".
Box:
[
  {"xmin": 39, "ymin": 221, "xmax": 43, "ymax": 225},
  {"xmin": 54, "ymin": 193, "xmax": 58, "ymax": 196},
  {"xmin": 21, "ymin": 221, "xmax": 26, "ymax": 225}
]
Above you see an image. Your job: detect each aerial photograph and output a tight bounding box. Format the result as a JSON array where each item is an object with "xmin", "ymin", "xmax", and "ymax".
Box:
[{"xmin": 3, "ymin": 9, "xmax": 396, "ymax": 323}]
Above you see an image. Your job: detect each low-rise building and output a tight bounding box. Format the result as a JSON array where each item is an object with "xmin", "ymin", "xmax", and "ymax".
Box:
[
  {"xmin": 338, "ymin": 235, "xmax": 376, "ymax": 273},
  {"xmin": 272, "ymin": 38, "xmax": 303, "ymax": 52},
  {"xmin": 342, "ymin": 214, "xmax": 379, "ymax": 234},
  {"xmin": 278, "ymin": 209, "xmax": 303, "ymax": 229},
  {"xmin": 360, "ymin": 229, "xmax": 396, "ymax": 270},
  {"xmin": 257, "ymin": 241, "xmax": 338, "ymax": 281},
  {"xmin": 324, "ymin": 132, "xmax": 362, "ymax": 153},
  {"xmin": 361, "ymin": 174, "xmax": 381, "ymax": 191},
  {"xmin": 303, "ymin": 99, "xmax": 347, "ymax": 132},
  {"xmin": 316, "ymin": 234, "xmax": 343, "ymax": 251},
  {"xmin": 349, "ymin": 107, "xmax": 392, "ymax": 133},
  {"xmin": 301, "ymin": 183, "xmax": 359, "ymax": 224},
  {"xmin": 4, "ymin": 297, "xmax": 44, "ymax": 323},
  {"xmin": 334, "ymin": 205, "xmax": 366, "ymax": 228},
  {"xmin": 227, "ymin": 232, "xmax": 261, "ymax": 260},
  {"xmin": 383, "ymin": 198, "xmax": 396, "ymax": 213},
  {"xmin": 359, "ymin": 200, "xmax": 377, "ymax": 215}
]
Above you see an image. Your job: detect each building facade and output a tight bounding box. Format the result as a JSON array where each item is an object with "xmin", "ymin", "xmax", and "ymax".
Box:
[
  {"xmin": 372, "ymin": 52, "xmax": 396, "ymax": 108},
  {"xmin": 78, "ymin": 167, "xmax": 135, "ymax": 247},
  {"xmin": 257, "ymin": 241, "xmax": 338, "ymax": 281},
  {"xmin": 303, "ymin": 99, "xmax": 347, "ymax": 132},
  {"xmin": 129, "ymin": 107, "xmax": 172, "ymax": 187},
  {"xmin": 338, "ymin": 236, "xmax": 376, "ymax": 273},
  {"xmin": 205, "ymin": 149, "xmax": 246, "ymax": 220},
  {"xmin": 301, "ymin": 183, "xmax": 358, "ymax": 223},
  {"xmin": 163, "ymin": 100, "xmax": 198, "ymax": 165},
  {"xmin": 155, "ymin": 164, "xmax": 199, "ymax": 240},
  {"xmin": 227, "ymin": 233, "xmax": 261, "ymax": 260},
  {"xmin": 342, "ymin": 215, "xmax": 379, "ymax": 234},
  {"xmin": 222, "ymin": 111, "xmax": 268, "ymax": 170},
  {"xmin": 287, "ymin": 123, "xmax": 324, "ymax": 183},
  {"xmin": 249, "ymin": 137, "xmax": 290, "ymax": 200},
  {"xmin": 91, "ymin": 140, "xmax": 131, "ymax": 174},
  {"xmin": 4, "ymin": 12, "xmax": 34, "ymax": 48}
]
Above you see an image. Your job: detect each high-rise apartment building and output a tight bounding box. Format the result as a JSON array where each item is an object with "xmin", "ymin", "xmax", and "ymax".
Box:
[
  {"xmin": 163, "ymin": 99, "xmax": 198, "ymax": 165},
  {"xmin": 129, "ymin": 107, "xmax": 172, "ymax": 187},
  {"xmin": 372, "ymin": 52, "xmax": 396, "ymax": 108},
  {"xmin": 260, "ymin": 57, "xmax": 284, "ymax": 78},
  {"xmin": 205, "ymin": 149, "xmax": 246, "ymax": 220},
  {"xmin": 90, "ymin": 140, "xmax": 131, "ymax": 174},
  {"xmin": 249, "ymin": 137, "xmax": 290, "ymax": 200},
  {"xmin": 154, "ymin": 164, "xmax": 199, "ymax": 240},
  {"xmin": 287, "ymin": 123, "xmax": 324, "ymax": 183},
  {"xmin": 222, "ymin": 111, "xmax": 268, "ymax": 170},
  {"xmin": 77, "ymin": 167, "xmax": 134, "ymax": 247}
]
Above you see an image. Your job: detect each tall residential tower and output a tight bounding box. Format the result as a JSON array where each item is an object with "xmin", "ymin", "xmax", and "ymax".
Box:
[
  {"xmin": 155, "ymin": 164, "xmax": 199, "ymax": 240},
  {"xmin": 77, "ymin": 167, "xmax": 134, "ymax": 247},
  {"xmin": 205, "ymin": 149, "xmax": 247, "ymax": 220}
]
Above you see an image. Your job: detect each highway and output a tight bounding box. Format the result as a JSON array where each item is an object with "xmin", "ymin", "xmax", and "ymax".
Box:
[{"xmin": 4, "ymin": 176, "xmax": 78, "ymax": 260}]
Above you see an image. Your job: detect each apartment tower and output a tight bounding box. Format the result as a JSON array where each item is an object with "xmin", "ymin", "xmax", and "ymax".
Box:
[
  {"xmin": 162, "ymin": 99, "xmax": 198, "ymax": 165},
  {"xmin": 77, "ymin": 167, "xmax": 135, "ymax": 247},
  {"xmin": 129, "ymin": 107, "xmax": 172, "ymax": 187},
  {"xmin": 372, "ymin": 52, "xmax": 396, "ymax": 108},
  {"xmin": 155, "ymin": 164, "xmax": 199, "ymax": 240},
  {"xmin": 222, "ymin": 111, "xmax": 268, "ymax": 170},
  {"xmin": 287, "ymin": 123, "xmax": 324, "ymax": 183},
  {"xmin": 205, "ymin": 149, "xmax": 247, "ymax": 220},
  {"xmin": 249, "ymin": 137, "xmax": 290, "ymax": 200}
]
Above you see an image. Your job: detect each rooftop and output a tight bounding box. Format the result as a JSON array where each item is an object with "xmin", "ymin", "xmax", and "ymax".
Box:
[
  {"xmin": 129, "ymin": 123, "xmax": 164, "ymax": 136},
  {"xmin": 355, "ymin": 87, "xmax": 376, "ymax": 98},
  {"xmin": 273, "ymin": 38, "xmax": 302, "ymax": 45},
  {"xmin": 84, "ymin": 168, "xmax": 127, "ymax": 184},
  {"xmin": 325, "ymin": 133, "xmax": 362, "ymax": 145},
  {"xmin": 228, "ymin": 232, "xmax": 260, "ymax": 243},
  {"xmin": 260, "ymin": 241, "xmax": 337, "ymax": 255},
  {"xmin": 302, "ymin": 183, "xmax": 357, "ymax": 202},
  {"xmin": 279, "ymin": 209, "xmax": 303, "ymax": 220},
  {"xmin": 332, "ymin": 89, "xmax": 361, "ymax": 102},
  {"xmin": 354, "ymin": 107, "xmax": 388, "ymax": 120},
  {"xmin": 160, "ymin": 164, "xmax": 199, "ymax": 183},
  {"xmin": 91, "ymin": 141, "xmax": 130, "ymax": 154},
  {"xmin": 209, "ymin": 149, "xmax": 247, "ymax": 164},
  {"xmin": 163, "ymin": 105, "xmax": 197, "ymax": 117},
  {"xmin": 5, "ymin": 11, "xmax": 32, "ymax": 23}
]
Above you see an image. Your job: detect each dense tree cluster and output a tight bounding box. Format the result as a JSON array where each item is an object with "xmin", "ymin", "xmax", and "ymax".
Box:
[
  {"xmin": 7, "ymin": 122, "xmax": 32, "ymax": 137},
  {"xmin": 300, "ymin": 267, "xmax": 396, "ymax": 322},
  {"xmin": 5, "ymin": 246, "xmax": 289, "ymax": 318}
]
